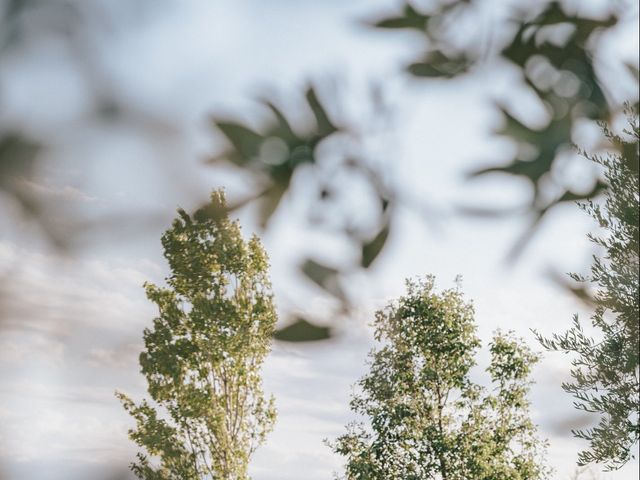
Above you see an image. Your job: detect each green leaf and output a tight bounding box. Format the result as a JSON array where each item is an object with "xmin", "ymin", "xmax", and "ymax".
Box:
[
  {"xmin": 213, "ymin": 120, "xmax": 264, "ymax": 162},
  {"xmin": 257, "ymin": 183, "xmax": 287, "ymax": 229},
  {"xmin": 301, "ymin": 258, "xmax": 346, "ymax": 300},
  {"xmin": 548, "ymin": 270, "xmax": 595, "ymax": 306},
  {"xmin": 305, "ymin": 86, "xmax": 337, "ymax": 137},
  {"xmin": 274, "ymin": 317, "xmax": 332, "ymax": 342},
  {"xmin": 301, "ymin": 259, "xmax": 338, "ymax": 287},
  {"xmin": 262, "ymin": 100, "xmax": 297, "ymax": 142},
  {"xmin": 371, "ymin": 4, "xmax": 430, "ymax": 31},
  {"xmin": 555, "ymin": 181, "xmax": 607, "ymax": 204},
  {"xmin": 0, "ymin": 133, "xmax": 40, "ymax": 189},
  {"xmin": 407, "ymin": 50, "xmax": 472, "ymax": 78},
  {"xmin": 361, "ymin": 224, "xmax": 390, "ymax": 268}
]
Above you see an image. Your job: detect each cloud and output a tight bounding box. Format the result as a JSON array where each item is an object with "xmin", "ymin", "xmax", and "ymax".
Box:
[
  {"xmin": 0, "ymin": 332, "xmax": 65, "ymax": 366},
  {"xmin": 3, "ymin": 237, "xmax": 638, "ymax": 480},
  {"xmin": 0, "ymin": 242, "xmax": 159, "ymax": 339},
  {"xmin": 0, "ymin": 242, "xmax": 162, "ymax": 477},
  {"xmin": 87, "ymin": 343, "xmax": 143, "ymax": 370},
  {"xmin": 19, "ymin": 179, "xmax": 98, "ymax": 203}
]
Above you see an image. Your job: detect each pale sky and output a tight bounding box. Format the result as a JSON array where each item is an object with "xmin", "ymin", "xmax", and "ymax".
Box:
[{"xmin": 0, "ymin": 0, "xmax": 638, "ymax": 479}]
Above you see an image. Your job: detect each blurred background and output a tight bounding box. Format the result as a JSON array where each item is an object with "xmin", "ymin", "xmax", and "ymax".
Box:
[{"xmin": 0, "ymin": 0, "xmax": 638, "ymax": 478}]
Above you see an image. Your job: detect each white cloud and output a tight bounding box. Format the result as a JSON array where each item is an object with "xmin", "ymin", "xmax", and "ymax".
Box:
[
  {"xmin": 87, "ymin": 343, "xmax": 144, "ymax": 370},
  {"xmin": 19, "ymin": 179, "xmax": 98, "ymax": 203},
  {"xmin": 0, "ymin": 333, "xmax": 65, "ymax": 366}
]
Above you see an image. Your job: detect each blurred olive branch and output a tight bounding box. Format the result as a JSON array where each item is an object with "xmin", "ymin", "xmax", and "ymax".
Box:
[{"xmin": 0, "ymin": 0, "xmax": 638, "ymax": 342}]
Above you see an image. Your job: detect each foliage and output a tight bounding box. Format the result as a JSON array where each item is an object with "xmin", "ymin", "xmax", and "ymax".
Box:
[
  {"xmin": 536, "ymin": 110, "xmax": 639, "ymax": 469},
  {"xmin": 331, "ymin": 277, "xmax": 549, "ymax": 479},
  {"xmin": 375, "ymin": 1, "xmax": 614, "ymax": 153},
  {"xmin": 205, "ymin": 0, "xmax": 639, "ymax": 337},
  {"xmin": 209, "ymin": 83, "xmax": 394, "ymax": 340},
  {"xmin": 0, "ymin": 1, "xmax": 171, "ymax": 251},
  {"xmin": 116, "ymin": 190, "xmax": 277, "ymax": 479},
  {"xmin": 1, "ymin": 1, "xmax": 637, "ymax": 340},
  {"xmin": 369, "ymin": 0, "xmax": 631, "ymax": 234}
]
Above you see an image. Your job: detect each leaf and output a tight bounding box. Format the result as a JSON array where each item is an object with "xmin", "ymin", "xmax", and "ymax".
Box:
[
  {"xmin": 301, "ymin": 258, "xmax": 346, "ymax": 301},
  {"xmin": 455, "ymin": 204, "xmax": 523, "ymax": 218},
  {"xmin": 257, "ymin": 183, "xmax": 287, "ymax": 229},
  {"xmin": 262, "ymin": 100, "xmax": 297, "ymax": 142},
  {"xmin": 556, "ymin": 181, "xmax": 607, "ymax": 204},
  {"xmin": 371, "ymin": 4, "xmax": 430, "ymax": 31},
  {"xmin": 193, "ymin": 190, "xmax": 262, "ymax": 223},
  {"xmin": 0, "ymin": 133, "xmax": 40, "ymax": 189},
  {"xmin": 548, "ymin": 269, "xmax": 595, "ymax": 306},
  {"xmin": 193, "ymin": 202, "xmax": 226, "ymax": 223},
  {"xmin": 469, "ymin": 105, "xmax": 571, "ymax": 189},
  {"xmin": 494, "ymin": 106, "xmax": 535, "ymax": 140},
  {"xmin": 503, "ymin": 180, "xmax": 607, "ymax": 263},
  {"xmin": 361, "ymin": 224, "xmax": 390, "ymax": 268},
  {"xmin": 468, "ymin": 159, "xmax": 545, "ymax": 183},
  {"xmin": 624, "ymin": 62, "xmax": 640, "ymax": 83},
  {"xmin": 305, "ymin": 87, "xmax": 337, "ymax": 137},
  {"xmin": 407, "ymin": 50, "xmax": 472, "ymax": 78},
  {"xmin": 213, "ymin": 120, "xmax": 264, "ymax": 162},
  {"xmin": 302, "ymin": 259, "xmax": 339, "ymax": 288},
  {"xmin": 0, "ymin": 134, "xmax": 72, "ymax": 249},
  {"xmin": 274, "ymin": 317, "xmax": 332, "ymax": 342}
]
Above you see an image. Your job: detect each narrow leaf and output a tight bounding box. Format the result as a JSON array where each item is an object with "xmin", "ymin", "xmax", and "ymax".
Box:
[
  {"xmin": 305, "ymin": 87, "xmax": 337, "ymax": 137},
  {"xmin": 361, "ymin": 224, "xmax": 390, "ymax": 268},
  {"xmin": 274, "ymin": 317, "xmax": 332, "ymax": 342}
]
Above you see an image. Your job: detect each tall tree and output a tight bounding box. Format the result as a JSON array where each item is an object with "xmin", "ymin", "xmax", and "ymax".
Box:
[
  {"xmin": 116, "ymin": 189, "xmax": 277, "ymax": 479},
  {"xmin": 537, "ymin": 110, "xmax": 639, "ymax": 469},
  {"xmin": 331, "ymin": 277, "xmax": 549, "ymax": 480}
]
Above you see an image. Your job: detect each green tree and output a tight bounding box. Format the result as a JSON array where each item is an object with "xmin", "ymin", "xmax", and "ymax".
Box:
[
  {"xmin": 116, "ymin": 189, "xmax": 277, "ymax": 480},
  {"xmin": 331, "ymin": 277, "xmax": 549, "ymax": 480},
  {"xmin": 536, "ymin": 111, "xmax": 639, "ymax": 469}
]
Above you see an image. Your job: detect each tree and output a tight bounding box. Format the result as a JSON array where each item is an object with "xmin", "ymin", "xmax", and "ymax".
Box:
[
  {"xmin": 536, "ymin": 110, "xmax": 639, "ymax": 470},
  {"xmin": 331, "ymin": 277, "xmax": 549, "ymax": 480},
  {"xmin": 116, "ymin": 189, "xmax": 277, "ymax": 479}
]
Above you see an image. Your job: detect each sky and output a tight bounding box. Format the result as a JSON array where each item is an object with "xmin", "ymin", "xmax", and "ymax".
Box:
[{"xmin": 0, "ymin": 0, "xmax": 638, "ymax": 479}]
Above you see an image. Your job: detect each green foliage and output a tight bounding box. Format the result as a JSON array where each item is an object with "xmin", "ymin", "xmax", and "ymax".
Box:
[
  {"xmin": 331, "ymin": 277, "xmax": 549, "ymax": 480},
  {"xmin": 116, "ymin": 190, "xmax": 277, "ymax": 479},
  {"xmin": 200, "ymin": 1, "xmax": 638, "ymax": 337},
  {"xmin": 210, "ymin": 85, "xmax": 338, "ymax": 230},
  {"xmin": 3, "ymin": 1, "xmax": 636, "ymax": 343},
  {"xmin": 209, "ymin": 84, "xmax": 394, "ymax": 339},
  {"xmin": 273, "ymin": 317, "xmax": 331, "ymax": 342},
  {"xmin": 371, "ymin": 0, "xmax": 630, "ymax": 254},
  {"xmin": 536, "ymin": 111, "xmax": 639, "ymax": 469}
]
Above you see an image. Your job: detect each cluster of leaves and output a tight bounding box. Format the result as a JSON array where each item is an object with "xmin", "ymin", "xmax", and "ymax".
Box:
[
  {"xmin": 0, "ymin": 135, "xmax": 49, "ymax": 237},
  {"xmin": 211, "ymin": 87, "xmax": 339, "ymax": 229},
  {"xmin": 2, "ymin": 1, "xmax": 64, "ymax": 244},
  {"xmin": 0, "ymin": 0, "xmax": 171, "ymax": 252},
  {"xmin": 1, "ymin": 1, "xmax": 59, "ymax": 239},
  {"xmin": 2, "ymin": 1, "xmax": 636, "ymax": 343},
  {"xmin": 210, "ymin": 86, "xmax": 394, "ymax": 341},
  {"xmin": 536, "ymin": 111, "xmax": 639, "ymax": 470},
  {"xmin": 205, "ymin": 0, "xmax": 638, "ymax": 340},
  {"xmin": 331, "ymin": 277, "xmax": 550, "ymax": 479},
  {"xmin": 116, "ymin": 190, "xmax": 277, "ymax": 479},
  {"xmin": 372, "ymin": 1, "xmax": 631, "ymax": 238}
]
